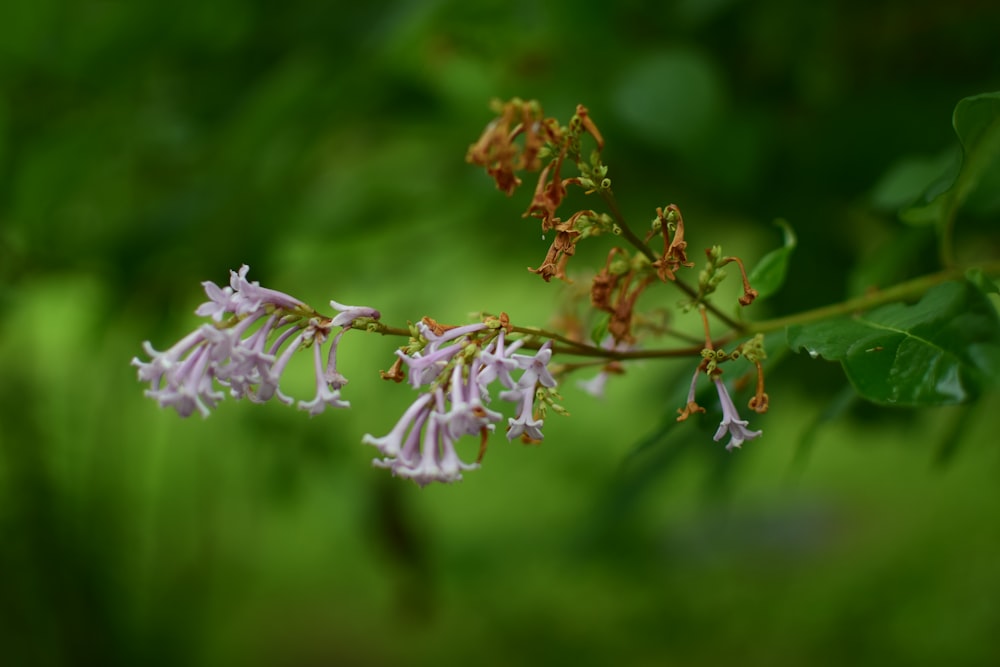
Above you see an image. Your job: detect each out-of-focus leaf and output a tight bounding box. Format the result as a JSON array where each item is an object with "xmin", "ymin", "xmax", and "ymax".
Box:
[
  {"xmin": 901, "ymin": 91, "xmax": 1000, "ymax": 226},
  {"xmin": 590, "ymin": 314, "xmax": 610, "ymax": 346},
  {"xmin": 966, "ymin": 268, "xmax": 999, "ymax": 295},
  {"xmin": 869, "ymin": 149, "xmax": 959, "ymax": 212},
  {"xmin": 786, "ymin": 281, "xmax": 1000, "ymax": 406},
  {"xmin": 846, "ymin": 226, "xmax": 936, "ymax": 298},
  {"xmin": 613, "ymin": 49, "xmax": 725, "ymax": 153},
  {"xmin": 933, "ymin": 403, "xmax": 977, "ymax": 468},
  {"xmin": 789, "ymin": 385, "xmax": 857, "ymax": 471},
  {"xmin": 747, "ymin": 219, "xmax": 796, "ymax": 300}
]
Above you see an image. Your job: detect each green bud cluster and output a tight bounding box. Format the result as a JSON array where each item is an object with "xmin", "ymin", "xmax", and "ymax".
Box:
[
  {"xmin": 738, "ymin": 333, "xmax": 767, "ymax": 363},
  {"xmin": 536, "ymin": 387, "xmax": 569, "ymax": 418},
  {"xmin": 697, "ymin": 245, "xmax": 728, "ymax": 299}
]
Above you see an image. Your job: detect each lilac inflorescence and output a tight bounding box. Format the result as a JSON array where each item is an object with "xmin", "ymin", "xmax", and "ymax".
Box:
[
  {"xmin": 364, "ymin": 323, "xmax": 558, "ymax": 486},
  {"xmin": 132, "ymin": 265, "xmax": 379, "ymax": 418}
]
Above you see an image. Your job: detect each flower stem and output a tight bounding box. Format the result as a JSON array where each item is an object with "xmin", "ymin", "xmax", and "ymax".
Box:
[
  {"xmin": 745, "ymin": 260, "xmax": 1000, "ymax": 336},
  {"xmin": 598, "ymin": 187, "xmax": 744, "ymax": 331}
]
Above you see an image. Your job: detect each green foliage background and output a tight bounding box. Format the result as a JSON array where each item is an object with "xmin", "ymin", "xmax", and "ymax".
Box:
[{"xmin": 1, "ymin": 1, "xmax": 999, "ymax": 665}]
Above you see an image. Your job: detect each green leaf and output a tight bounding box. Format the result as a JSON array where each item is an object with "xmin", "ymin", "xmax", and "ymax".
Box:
[
  {"xmin": 901, "ymin": 91, "xmax": 1000, "ymax": 226},
  {"xmin": 870, "ymin": 149, "xmax": 959, "ymax": 212},
  {"xmin": 747, "ymin": 219, "xmax": 796, "ymax": 300},
  {"xmin": 786, "ymin": 281, "xmax": 1000, "ymax": 406},
  {"xmin": 590, "ymin": 314, "xmax": 610, "ymax": 346},
  {"xmin": 613, "ymin": 49, "xmax": 725, "ymax": 153},
  {"xmin": 966, "ymin": 268, "xmax": 999, "ymax": 295}
]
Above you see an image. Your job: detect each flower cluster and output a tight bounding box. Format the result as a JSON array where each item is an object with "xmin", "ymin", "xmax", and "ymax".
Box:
[
  {"xmin": 363, "ymin": 320, "xmax": 558, "ymax": 486},
  {"xmin": 132, "ymin": 100, "xmax": 777, "ymax": 490},
  {"xmin": 132, "ymin": 265, "xmax": 379, "ymax": 418}
]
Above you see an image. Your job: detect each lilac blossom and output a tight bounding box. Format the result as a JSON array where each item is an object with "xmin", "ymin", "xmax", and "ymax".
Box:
[
  {"xmin": 439, "ymin": 363, "xmax": 504, "ymax": 439},
  {"xmin": 476, "ymin": 328, "xmax": 524, "ymax": 389},
  {"xmin": 712, "ymin": 377, "xmax": 762, "ymax": 451},
  {"xmin": 364, "ymin": 327, "xmax": 559, "ymax": 485},
  {"xmin": 500, "ymin": 341, "xmax": 555, "ymax": 441},
  {"xmin": 576, "ymin": 372, "xmax": 609, "ymax": 400},
  {"xmin": 576, "ymin": 337, "xmax": 630, "ymax": 400},
  {"xmin": 133, "ymin": 265, "xmax": 378, "ymax": 418},
  {"xmin": 369, "ymin": 389, "xmax": 481, "ymax": 487}
]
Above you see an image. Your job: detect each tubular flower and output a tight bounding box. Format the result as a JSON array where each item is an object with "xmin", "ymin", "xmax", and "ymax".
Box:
[
  {"xmin": 365, "ymin": 327, "xmax": 559, "ymax": 485},
  {"xmin": 577, "ymin": 337, "xmax": 628, "ymax": 400},
  {"xmin": 132, "ymin": 265, "xmax": 379, "ymax": 418},
  {"xmin": 712, "ymin": 377, "xmax": 763, "ymax": 451},
  {"xmin": 499, "ymin": 341, "xmax": 555, "ymax": 441}
]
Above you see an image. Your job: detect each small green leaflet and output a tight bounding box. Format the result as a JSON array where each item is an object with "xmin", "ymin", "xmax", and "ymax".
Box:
[
  {"xmin": 902, "ymin": 91, "xmax": 1000, "ymax": 227},
  {"xmin": 786, "ymin": 281, "xmax": 1000, "ymax": 406},
  {"xmin": 747, "ymin": 219, "xmax": 796, "ymax": 300}
]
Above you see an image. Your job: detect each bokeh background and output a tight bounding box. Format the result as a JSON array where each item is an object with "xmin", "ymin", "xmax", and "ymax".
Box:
[{"xmin": 2, "ymin": 1, "xmax": 1000, "ymax": 665}]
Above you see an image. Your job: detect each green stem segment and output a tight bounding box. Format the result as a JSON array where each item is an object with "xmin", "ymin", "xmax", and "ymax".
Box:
[
  {"xmin": 744, "ymin": 261, "xmax": 1000, "ymax": 336},
  {"xmin": 362, "ymin": 262, "xmax": 1000, "ymax": 363}
]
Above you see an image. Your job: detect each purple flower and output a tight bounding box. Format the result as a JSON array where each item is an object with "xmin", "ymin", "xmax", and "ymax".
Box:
[
  {"xmin": 365, "ymin": 328, "xmax": 559, "ymax": 485},
  {"xmin": 329, "ymin": 300, "xmax": 381, "ymax": 328},
  {"xmin": 440, "ymin": 362, "xmax": 503, "ymax": 439},
  {"xmin": 576, "ymin": 372, "xmax": 609, "ymax": 399},
  {"xmin": 369, "ymin": 389, "xmax": 480, "ymax": 486},
  {"xmin": 420, "ymin": 321, "xmax": 488, "ymax": 351},
  {"xmin": 712, "ymin": 377, "xmax": 762, "ymax": 451},
  {"xmin": 500, "ymin": 341, "xmax": 555, "ymax": 441},
  {"xmin": 135, "ymin": 328, "xmax": 226, "ymax": 417},
  {"xmin": 395, "ymin": 344, "xmax": 464, "ymax": 389},
  {"xmin": 297, "ymin": 329, "xmax": 351, "ymax": 416},
  {"xmin": 363, "ymin": 393, "xmax": 435, "ymax": 458},
  {"xmin": 227, "ymin": 264, "xmax": 306, "ymax": 315},
  {"xmin": 576, "ymin": 337, "xmax": 629, "ymax": 400},
  {"xmin": 476, "ymin": 328, "xmax": 524, "ymax": 389},
  {"xmin": 134, "ymin": 265, "xmax": 378, "ymax": 418}
]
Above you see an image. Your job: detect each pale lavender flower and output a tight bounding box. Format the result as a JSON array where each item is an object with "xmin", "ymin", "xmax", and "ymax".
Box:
[
  {"xmin": 134, "ymin": 265, "xmax": 378, "ymax": 418},
  {"xmin": 420, "ymin": 321, "xmax": 488, "ymax": 351},
  {"xmin": 439, "ymin": 362, "xmax": 503, "ymax": 439},
  {"xmin": 365, "ymin": 326, "xmax": 557, "ymax": 485},
  {"xmin": 330, "ymin": 300, "xmax": 381, "ymax": 328},
  {"xmin": 227, "ymin": 264, "xmax": 306, "ymax": 315},
  {"xmin": 135, "ymin": 327, "xmax": 226, "ymax": 417},
  {"xmin": 252, "ymin": 326, "xmax": 309, "ymax": 405},
  {"xmin": 297, "ymin": 327, "xmax": 354, "ymax": 415},
  {"xmin": 712, "ymin": 377, "xmax": 762, "ymax": 451},
  {"xmin": 576, "ymin": 337, "xmax": 629, "ymax": 399},
  {"xmin": 576, "ymin": 372, "xmax": 609, "ymax": 400},
  {"xmin": 500, "ymin": 341, "xmax": 555, "ymax": 441},
  {"xmin": 363, "ymin": 393, "xmax": 434, "ymax": 458},
  {"xmin": 395, "ymin": 344, "xmax": 464, "ymax": 389},
  {"xmin": 194, "ymin": 281, "xmax": 237, "ymax": 322},
  {"xmin": 476, "ymin": 328, "xmax": 524, "ymax": 390},
  {"xmin": 370, "ymin": 389, "xmax": 480, "ymax": 487}
]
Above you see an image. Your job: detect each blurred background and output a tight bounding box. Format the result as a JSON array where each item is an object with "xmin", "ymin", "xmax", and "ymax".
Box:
[{"xmin": 2, "ymin": 1, "xmax": 999, "ymax": 665}]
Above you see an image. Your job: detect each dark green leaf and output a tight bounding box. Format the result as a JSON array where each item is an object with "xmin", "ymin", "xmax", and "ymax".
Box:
[
  {"xmin": 901, "ymin": 91, "xmax": 1000, "ymax": 226},
  {"xmin": 870, "ymin": 149, "xmax": 959, "ymax": 212},
  {"xmin": 786, "ymin": 281, "xmax": 1000, "ymax": 406},
  {"xmin": 747, "ymin": 219, "xmax": 796, "ymax": 300}
]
